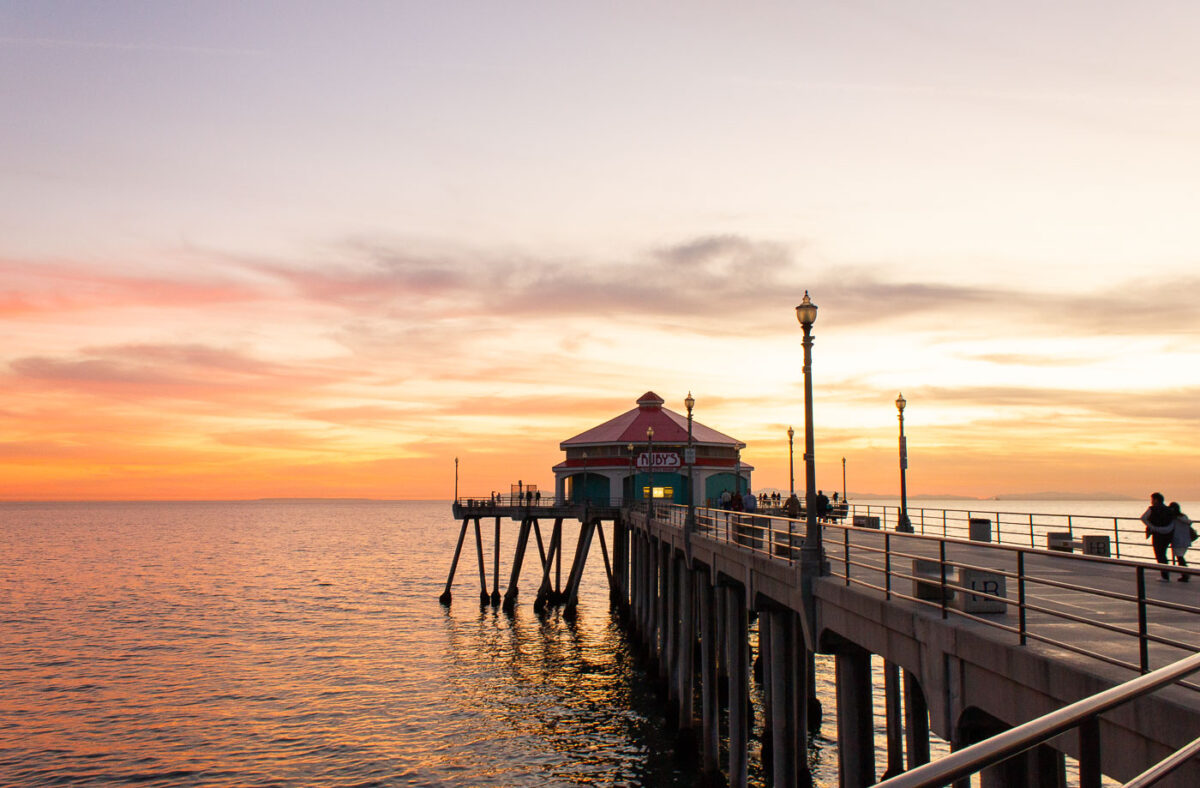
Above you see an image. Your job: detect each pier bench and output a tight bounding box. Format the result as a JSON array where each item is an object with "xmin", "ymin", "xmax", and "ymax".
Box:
[{"xmin": 1047, "ymin": 532, "xmax": 1111, "ymax": 557}]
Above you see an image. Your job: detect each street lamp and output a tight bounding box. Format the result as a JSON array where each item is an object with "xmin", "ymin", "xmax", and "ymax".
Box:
[
  {"xmin": 454, "ymin": 456, "xmax": 459, "ymax": 503},
  {"xmin": 646, "ymin": 426, "xmax": 655, "ymax": 516},
  {"xmin": 735, "ymin": 447, "xmax": 742, "ymax": 500},
  {"xmin": 796, "ymin": 291, "xmax": 826, "ymax": 571},
  {"xmin": 787, "ymin": 426, "xmax": 795, "ymax": 497},
  {"xmin": 842, "ymin": 456, "xmax": 847, "ymax": 505},
  {"xmin": 627, "ymin": 443, "xmax": 635, "ymax": 504},
  {"xmin": 896, "ymin": 393, "xmax": 913, "ymax": 532},
  {"xmin": 685, "ymin": 392, "xmax": 696, "ymax": 560}
]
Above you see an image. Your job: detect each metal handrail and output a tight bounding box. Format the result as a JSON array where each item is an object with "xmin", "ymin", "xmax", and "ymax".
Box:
[
  {"xmin": 840, "ymin": 502, "xmax": 1158, "ymax": 559},
  {"xmin": 874, "ymin": 650, "xmax": 1200, "ymax": 787},
  {"xmin": 654, "ymin": 503, "xmax": 1200, "ymax": 680},
  {"xmin": 454, "ymin": 495, "xmax": 627, "ymax": 509}
]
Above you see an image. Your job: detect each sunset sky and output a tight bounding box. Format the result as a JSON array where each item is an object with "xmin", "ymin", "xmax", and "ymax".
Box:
[{"xmin": 3, "ymin": 2, "xmax": 1199, "ymax": 501}]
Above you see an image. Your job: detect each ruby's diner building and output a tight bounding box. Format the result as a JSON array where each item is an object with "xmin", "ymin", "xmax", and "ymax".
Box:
[{"xmin": 552, "ymin": 392, "xmax": 753, "ymax": 507}]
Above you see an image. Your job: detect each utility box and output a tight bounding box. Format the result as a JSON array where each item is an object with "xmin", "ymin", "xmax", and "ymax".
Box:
[
  {"xmin": 968, "ymin": 517, "xmax": 992, "ymax": 542},
  {"xmin": 853, "ymin": 515, "xmax": 881, "ymax": 529}
]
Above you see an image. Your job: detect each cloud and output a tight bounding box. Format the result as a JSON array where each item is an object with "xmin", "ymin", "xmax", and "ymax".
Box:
[
  {"xmin": 820, "ymin": 274, "xmax": 1200, "ymax": 336},
  {"xmin": 234, "ymin": 234, "xmax": 802, "ymax": 325},
  {"xmin": 7, "ymin": 343, "xmax": 334, "ymax": 398},
  {"xmin": 894, "ymin": 384, "xmax": 1200, "ymax": 426},
  {"xmin": 961, "ymin": 352, "xmax": 1099, "ymax": 367},
  {"xmin": 0, "ymin": 260, "xmax": 266, "ymax": 315}
]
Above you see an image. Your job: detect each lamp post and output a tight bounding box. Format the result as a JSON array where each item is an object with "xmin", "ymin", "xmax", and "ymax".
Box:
[
  {"xmin": 454, "ymin": 456, "xmax": 458, "ymax": 503},
  {"xmin": 796, "ymin": 291, "xmax": 826, "ymax": 571},
  {"xmin": 896, "ymin": 393, "xmax": 912, "ymax": 532},
  {"xmin": 787, "ymin": 426, "xmax": 795, "ymax": 497},
  {"xmin": 735, "ymin": 447, "xmax": 742, "ymax": 500},
  {"xmin": 646, "ymin": 426, "xmax": 655, "ymax": 516},
  {"xmin": 685, "ymin": 392, "xmax": 696, "ymax": 560},
  {"xmin": 627, "ymin": 443, "xmax": 635, "ymax": 504},
  {"xmin": 842, "ymin": 456, "xmax": 847, "ymax": 503}
]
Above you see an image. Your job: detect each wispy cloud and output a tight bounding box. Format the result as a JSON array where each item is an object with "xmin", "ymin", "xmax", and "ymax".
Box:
[{"xmin": 0, "ymin": 36, "xmax": 260, "ymax": 56}]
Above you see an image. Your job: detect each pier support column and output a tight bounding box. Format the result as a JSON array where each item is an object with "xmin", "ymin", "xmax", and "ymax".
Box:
[
  {"xmin": 665, "ymin": 550, "xmax": 679, "ymax": 705},
  {"xmin": 904, "ymin": 669, "xmax": 930, "ymax": 769},
  {"xmin": 633, "ymin": 533, "xmax": 646, "ymax": 636},
  {"xmin": 835, "ymin": 643, "xmax": 875, "ymax": 788},
  {"xmin": 502, "ymin": 516, "xmax": 534, "ymax": 612},
  {"xmin": 563, "ymin": 518, "xmax": 597, "ymax": 618},
  {"xmin": 882, "ymin": 659, "xmax": 904, "ymax": 779},
  {"xmin": 676, "ymin": 560, "xmax": 696, "ymax": 742},
  {"xmin": 438, "ymin": 517, "xmax": 471, "ymax": 605},
  {"xmin": 759, "ymin": 611, "xmax": 773, "ymax": 761},
  {"xmin": 725, "ymin": 584, "xmax": 749, "ymax": 788},
  {"xmin": 491, "ymin": 516, "xmax": 501, "ymax": 606},
  {"xmin": 768, "ymin": 608, "xmax": 805, "ymax": 787},
  {"xmin": 657, "ymin": 543, "xmax": 670, "ymax": 678},
  {"xmin": 649, "ymin": 539, "xmax": 662, "ymax": 669},
  {"xmin": 473, "ymin": 517, "xmax": 489, "ymax": 606},
  {"xmin": 535, "ymin": 519, "xmax": 563, "ymax": 610},
  {"xmin": 698, "ymin": 571, "xmax": 720, "ymax": 779}
]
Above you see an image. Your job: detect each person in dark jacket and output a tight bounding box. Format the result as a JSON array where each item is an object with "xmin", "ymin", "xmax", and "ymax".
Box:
[
  {"xmin": 1141, "ymin": 492, "xmax": 1175, "ymax": 580},
  {"xmin": 815, "ymin": 490, "xmax": 830, "ymax": 521}
]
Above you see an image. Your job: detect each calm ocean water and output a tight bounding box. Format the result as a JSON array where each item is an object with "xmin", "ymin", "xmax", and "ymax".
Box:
[{"xmin": 0, "ymin": 498, "xmax": 1178, "ymax": 786}]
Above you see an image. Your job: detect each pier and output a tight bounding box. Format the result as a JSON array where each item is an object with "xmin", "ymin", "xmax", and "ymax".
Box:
[
  {"xmin": 439, "ymin": 391, "xmax": 1198, "ymax": 786},
  {"xmin": 441, "ymin": 497, "xmax": 1200, "ymax": 787}
]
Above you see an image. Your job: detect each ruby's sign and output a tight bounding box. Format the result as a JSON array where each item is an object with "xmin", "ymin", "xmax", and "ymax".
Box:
[{"xmin": 637, "ymin": 452, "xmax": 680, "ymax": 470}]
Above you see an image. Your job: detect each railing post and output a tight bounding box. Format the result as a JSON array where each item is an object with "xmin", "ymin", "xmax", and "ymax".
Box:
[
  {"xmin": 1067, "ymin": 514, "xmax": 1074, "ymax": 538},
  {"xmin": 885, "ymin": 532, "xmax": 892, "ymax": 600},
  {"xmin": 943, "ymin": 510, "xmax": 947, "ymax": 537},
  {"xmin": 939, "ymin": 539, "xmax": 948, "ymax": 619},
  {"xmin": 994, "ymin": 511, "xmax": 1001, "ymax": 544},
  {"xmin": 1113, "ymin": 517, "xmax": 1121, "ymax": 559},
  {"xmin": 1029, "ymin": 514, "xmax": 1035, "ymax": 549},
  {"xmin": 844, "ymin": 528, "xmax": 851, "ymax": 586},
  {"xmin": 1137, "ymin": 566, "xmax": 1149, "ymax": 673},
  {"xmin": 1018, "ymin": 550, "xmax": 1027, "ymax": 646},
  {"xmin": 1078, "ymin": 715, "xmax": 1102, "ymax": 788}
]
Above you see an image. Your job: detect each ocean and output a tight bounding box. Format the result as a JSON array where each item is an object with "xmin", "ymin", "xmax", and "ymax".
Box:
[{"xmin": 0, "ymin": 498, "xmax": 1180, "ymax": 786}]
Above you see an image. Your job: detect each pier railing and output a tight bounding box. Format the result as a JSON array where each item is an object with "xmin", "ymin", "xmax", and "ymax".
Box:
[
  {"xmin": 875, "ymin": 649, "xmax": 1200, "ymax": 788},
  {"xmin": 653, "ymin": 503, "xmax": 1200, "ymax": 687},
  {"xmin": 453, "ymin": 495, "xmax": 626, "ymax": 514},
  {"xmin": 838, "ymin": 502, "xmax": 1157, "ymax": 560}
]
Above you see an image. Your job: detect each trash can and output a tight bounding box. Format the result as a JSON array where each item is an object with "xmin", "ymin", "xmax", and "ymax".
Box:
[{"xmin": 968, "ymin": 517, "xmax": 992, "ymax": 542}]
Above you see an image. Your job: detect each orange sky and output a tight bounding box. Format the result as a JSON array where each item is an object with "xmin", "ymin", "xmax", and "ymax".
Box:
[{"xmin": 3, "ymin": 4, "xmax": 1199, "ymax": 501}]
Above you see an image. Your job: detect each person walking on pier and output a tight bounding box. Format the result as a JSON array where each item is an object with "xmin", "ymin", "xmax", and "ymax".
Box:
[
  {"xmin": 1142, "ymin": 492, "xmax": 1175, "ymax": 580},
  {"xmin": 815, "ymin": 489, "xmax": 830, "ymax": 521},
  {"xmin": 1169, "ymin": 502, "xmax": 1193, "ymax": 582}
]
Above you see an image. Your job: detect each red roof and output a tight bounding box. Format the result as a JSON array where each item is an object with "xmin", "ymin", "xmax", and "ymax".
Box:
[{"xmin": 560, "ymin": 392, "xmax": 744, "ymax": 448}]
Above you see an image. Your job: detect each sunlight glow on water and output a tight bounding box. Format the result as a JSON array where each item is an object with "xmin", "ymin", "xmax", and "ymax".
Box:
[
  {"xmin": 0, "ymin": 501, "xmax": 698, "ymax": 786},
  {"xmin": 3, "ymin": 498, "xmax": 1145, "ymax": 785}
]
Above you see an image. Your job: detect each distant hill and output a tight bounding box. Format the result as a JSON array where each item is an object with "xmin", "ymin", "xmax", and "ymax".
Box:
[{"xmin": 989, "ymin": 491, "xmax": 1138, "ymax": 501}]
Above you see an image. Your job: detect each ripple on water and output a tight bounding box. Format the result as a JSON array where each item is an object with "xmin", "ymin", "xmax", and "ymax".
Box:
[{"xmin": 3, "ymin": 500, "xmax": 917, "ymax": 786}]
